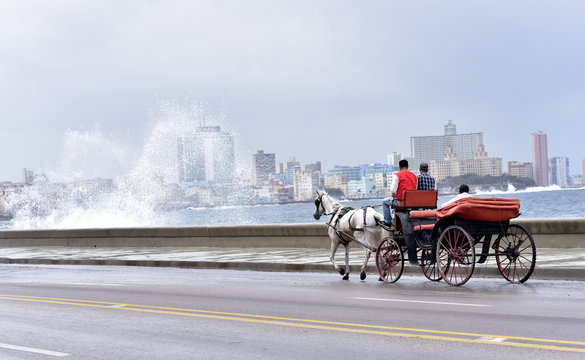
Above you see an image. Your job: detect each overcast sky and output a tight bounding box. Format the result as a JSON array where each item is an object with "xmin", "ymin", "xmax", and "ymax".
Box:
[{"xmin": 1, "ymin": 0, "xmax": 584, "ymax": 182}]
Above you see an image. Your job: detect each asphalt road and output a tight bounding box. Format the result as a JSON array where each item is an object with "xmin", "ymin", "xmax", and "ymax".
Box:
[{"xmin": 1, "ymin": 264, "xmax": 584, "ymax": 360}]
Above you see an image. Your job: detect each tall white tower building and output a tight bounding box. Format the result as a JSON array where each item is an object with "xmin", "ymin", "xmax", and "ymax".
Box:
[{"xmin": 178, "ymin": 126, "xmax": 235, "ymax": 183}]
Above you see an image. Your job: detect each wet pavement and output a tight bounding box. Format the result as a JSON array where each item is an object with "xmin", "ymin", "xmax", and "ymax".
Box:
[{"xmin": 0, "ymin": 246, "xmax": 583, "ymax": 280}]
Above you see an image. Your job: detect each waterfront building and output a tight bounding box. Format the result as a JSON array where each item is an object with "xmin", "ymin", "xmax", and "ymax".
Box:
[
  {"xmin": 252, "ymin": 150, "xmax": 276, "ymax": 186},
  {"xmin": 274, "ymin": 184, "xmax": 294, "ymax": 203},
  {"xmin": 324, "ymin": 174, "xmax": 348, "ymax": 196},
  {"xmin": 550, "ymin": 157, "xmax": 569, "ymax": 188},
  {"xmin": 327, "ymin": 165, "xmax": 361, "ymax": 182},
  {"xmin": 508, "ymin": 161, "xmax": 534, "ymax": 179},
  {"xmin": 305, "ymin": 161, "xmax": 323, "ymax": 187},
  {"xmin": 366, "ymin": 172, "xmax": 392, "ymax": 197},
  {"xmin": 461, "ymin": 144, "xmax": 503, "ymax": 178},
  {"xmin": 430, "ymin": 144, "xmax": 502, "ymax": 181},
  {"xmin": 294, "ymin": 171, "xmax": 320, "ymax": 201},
  {"xmin": 410, "ymin": 120, "xmax": 483, "ymax": 167},
  {"xmin": 359, "ymin": 163, "xmax": 399, "ymax": 177},
  {"xmin": 532, "ymin": 131, "xmax": 550, "ymax": 186},
  {"xmin": 283, "ymin": 157, "xmax": 301, "ymax": 186},
  {"xmin": 177, "ymin": 126, "xmax": 235, "ymax": 184},
  {"xmin": 346, "ymin": 177, "xmax": 377, "ymax": 198}
]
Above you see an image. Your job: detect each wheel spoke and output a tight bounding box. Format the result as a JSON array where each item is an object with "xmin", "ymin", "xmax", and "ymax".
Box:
[
  {"xmin": 376, "ymin": 238, "xmax": 404, "ymax": 283},
  {"xmin": 437, "ymin": 225, "xmax": 475, "ymax": 286},
  {"xmin": 495, "ymin": 224, "xmax": 536, "ymax": 283}
]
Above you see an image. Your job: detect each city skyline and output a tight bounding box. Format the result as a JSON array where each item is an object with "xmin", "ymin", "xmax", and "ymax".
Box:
[
  {"xmin": 1, "ymin": 1, "xmax": 584, "ymax": 182},
  {"xmin": 1, "ymin": 123, "xmax": 580, "ymax": 185}
]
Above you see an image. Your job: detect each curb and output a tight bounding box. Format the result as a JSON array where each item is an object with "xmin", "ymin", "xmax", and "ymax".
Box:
[{"xmin": 1, "ymin": 258, "xmax": 583, "ymax": 281}]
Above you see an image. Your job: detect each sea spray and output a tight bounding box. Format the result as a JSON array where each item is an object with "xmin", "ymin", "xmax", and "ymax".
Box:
[{"xmin": 6, "ymin": 100, "xmax": 248, "ymax": 229}]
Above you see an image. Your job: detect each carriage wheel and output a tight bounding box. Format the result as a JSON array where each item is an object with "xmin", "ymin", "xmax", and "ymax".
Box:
[
  {"xmin": 494, "ymin": 224, "xmax": 536, "ymax": 283},
  {"xmin": 436, "ymin": 225, "xmax": 475, "ymax": 286},
  {"xmin": 419, "ymin": 248, "xmax": 442, "ymax": 282},
  {"xmin": 376, "ymin": 237, "xmax": 404, "ymax": 283}
]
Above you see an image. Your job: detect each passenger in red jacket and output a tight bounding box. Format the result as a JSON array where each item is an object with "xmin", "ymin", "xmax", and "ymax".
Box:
[{"xmin": 381, "ymin": 159, "xmax": 417, "ymax": 227}]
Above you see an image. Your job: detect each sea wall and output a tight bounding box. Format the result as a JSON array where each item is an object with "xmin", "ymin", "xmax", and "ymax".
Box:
[{"xmin": 0, "ymin": 218, "xmax": 584, "ymax": 248}]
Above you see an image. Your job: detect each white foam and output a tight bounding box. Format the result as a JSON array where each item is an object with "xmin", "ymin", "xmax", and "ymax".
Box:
[{"xmin": 5, "ymin": 101, "xmax": 245, "ymax": 230}]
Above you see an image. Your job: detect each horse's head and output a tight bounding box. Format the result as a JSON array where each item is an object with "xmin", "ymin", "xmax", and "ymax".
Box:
[
  {"xmin": 313, "ymin": 190, "xmax": 336, "ymax": 220},
  {"xmin": 313, "ymin": 191, "xmax": 325, "ymax": 220}
]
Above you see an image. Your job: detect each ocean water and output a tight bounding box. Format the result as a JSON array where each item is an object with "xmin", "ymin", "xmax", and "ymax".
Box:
[{"xmin": 1, "ymin": 186, "xmax": 584, "ymax": 230}]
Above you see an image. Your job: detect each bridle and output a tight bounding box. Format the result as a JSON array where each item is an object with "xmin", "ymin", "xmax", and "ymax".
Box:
[{"xmin": 314, "ymin": 193, "xmax": 336, "ymax": 216}]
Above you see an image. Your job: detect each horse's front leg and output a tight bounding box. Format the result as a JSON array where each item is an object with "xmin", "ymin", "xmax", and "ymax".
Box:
[
  {"xmin": 342, "ymin": 243, "xmax": 350, "ymax": 280},
  {"xmin": 360, "ymin": 249, "xmax": 372, "ymax": 280},
  {"xmin": 329, "ymin": 239, "xmax": 345, "ymax": 276}
]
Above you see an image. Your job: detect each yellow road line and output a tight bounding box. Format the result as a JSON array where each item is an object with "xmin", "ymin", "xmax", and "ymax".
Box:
[{"xmin": 0, "ymin": 294, "xmax": 584, "ymax": 353}]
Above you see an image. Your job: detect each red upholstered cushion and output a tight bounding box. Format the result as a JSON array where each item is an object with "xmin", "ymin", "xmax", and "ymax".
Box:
[
  {"xmin": 437, "ymin": 197, "xmax": 520, "ymax": 222},
  {"xmin": 414, "ymin": 224, "xmax": 435, "ymax": 231},
  {"xmin": 409, "ymin": 210, "xmax": 438, "ymax": 219}
]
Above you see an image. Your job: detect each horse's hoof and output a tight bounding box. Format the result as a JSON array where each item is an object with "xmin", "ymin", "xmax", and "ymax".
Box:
[
  {"xmin": 342, "ymin": 274, "xmax": 349, "ymax": 280},
  {"xmin": 378, "ymin": 277, "xmax": 383, "ymax": 281},
  {"xmin": 360, "ymin": 272, "xmax": 366, "ymax": 281},
  {"xmin": 338, "ymin": 268, "xmax": 345, "ymax": 276}
]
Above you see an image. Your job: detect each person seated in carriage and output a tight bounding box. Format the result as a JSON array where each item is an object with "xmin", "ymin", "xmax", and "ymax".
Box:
[
  {"xmin": 417, "ymin": 162, "xmax": 435, "ymax": 191},
  {"xmin": 381, "ymin": 159, "xmax": 417, "ymax": 228},
  {"xmin": 381, "ymin": 160, "xmax": 436, "ymax": 228},
  {"xmin": 440, "ymin": 184, "xmax": 472, "ymax": 207}
]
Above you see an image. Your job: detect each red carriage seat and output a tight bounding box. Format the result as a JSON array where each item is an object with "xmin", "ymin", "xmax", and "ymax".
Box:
[
  {"xmin": 410, "ymin": 210, "xmax": 438, "ymax": 232},
  {"xmin": 436, "ymin": 197, "xmax": 520, "ymax": 222},
  {"xmin": 394, "ymin": 190, "xmax": 438, "ymax": 210},
  {"xmin": 392, "ymin": 190, "xmax": 438, "ymax": 232}
]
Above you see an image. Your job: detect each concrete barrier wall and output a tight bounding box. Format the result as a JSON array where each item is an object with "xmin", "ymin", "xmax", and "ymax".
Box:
[
  {"xmin": 0, "ymin": 223, "xmax": 332, "ymax": 248},
  {"xmin": 0, "ymin": 219, "xmax": 584, "ymax": 248}
]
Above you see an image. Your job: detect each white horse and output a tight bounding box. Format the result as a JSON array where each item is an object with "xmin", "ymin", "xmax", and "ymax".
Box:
[{"xmin": 313, "ymin": 190, "xmax": 385, "ymax": 280}]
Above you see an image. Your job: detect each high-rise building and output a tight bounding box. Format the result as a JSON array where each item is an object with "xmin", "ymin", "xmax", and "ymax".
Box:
[
  {"xmin": 305, "ymin": 161, "xmax": 322, "ymax": 173},
  {"xmin": 252, "ymin": 150, "xmax": 276, "ymax": 186},
  {"xmin": 410, "ymin": 121, "xmax": 483, "ymax": 167},
  {"xmin": 444, "ymin": 120, "xmax": 457, "ymax": 136},
  {"xmin": 507, "ymin": 161, "xmax": 534, "ymax": 179},
  {"xmin": 283, "ymin": 157, "xmax": 301, "ymax": 186},
  {"xmin": 387, "ymin": 152, "xmax": 402, "ymax": 165},
  {"xmin": 177, "ymin": 126, "xmax": 235, "ymax": 183},
  {"xmin": 550, "ymin": 157, "xmax": 569, "ymax": 188},
  {"xmin": 23, "ymin": 168, "xmax": 35, "ymax": 184},
  {"xmin": 531, "ymin": 131, "xmax": 550, "ymax": 186}
]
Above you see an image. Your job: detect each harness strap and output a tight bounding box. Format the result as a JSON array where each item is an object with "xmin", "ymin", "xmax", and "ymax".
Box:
[
  {"xmin": 324, "ymin": 206, "xmax": 378, "ymax": 251},
  {"xmin": 349, "ymin": 206, "xmax": 376, "ymax": 232},
  {"xmin": 348, "ymin": 210, "xmax": 360, "ymax": 231}
]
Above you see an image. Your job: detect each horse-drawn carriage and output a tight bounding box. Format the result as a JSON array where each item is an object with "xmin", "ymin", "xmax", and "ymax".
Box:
[{"xmin": 375, "ymin": 190, "xmax": 537, "ymax": 286}]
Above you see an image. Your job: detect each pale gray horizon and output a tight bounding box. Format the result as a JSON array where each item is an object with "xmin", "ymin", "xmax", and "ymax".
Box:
[{"xmin": 1, "ymin": 1, "xmax": 584, "ymax": 182}]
